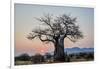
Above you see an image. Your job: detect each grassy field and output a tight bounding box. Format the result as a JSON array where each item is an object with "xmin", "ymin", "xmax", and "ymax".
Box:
[
  {"xmin": 15, "ymin": 61, "xmax": 33, "ymax": 65},
  {"xmin": 15, "ymin": 52, "xmax": 94, "ymax": 65},
  {"xmin": 15, "ymin": 58, "xmax": 94, "ymax": 65}
]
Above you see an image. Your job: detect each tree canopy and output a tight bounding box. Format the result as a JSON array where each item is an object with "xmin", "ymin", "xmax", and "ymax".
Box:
[{"xmin": 27, "ymin": 14, "xmax": 83, "ymax": 44}]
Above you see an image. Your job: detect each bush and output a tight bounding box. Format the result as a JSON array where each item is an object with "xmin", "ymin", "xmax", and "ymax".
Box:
[
  {"xmin": 15, "ymin": 53, "xmax": 30, "ymax": 61},
  {"xmin": 31, "ymin": 54, "xmax": 44, "ymax": 64}
]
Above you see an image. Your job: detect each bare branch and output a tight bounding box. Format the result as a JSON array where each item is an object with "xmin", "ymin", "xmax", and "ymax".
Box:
[
  {"xmin": 35, "ymin": 14, "xmax": 54, "ymax": 31},
  {"xmin": 67, "ymin": 37, "xmax": 76, "ymax": 43},
  {"xmin": 38, "ymin": 35, "xmax": 55, "ymax": 43},
  {"xmin": 27, "ymin": 34, "xmax": 38, "ymax": 40}
]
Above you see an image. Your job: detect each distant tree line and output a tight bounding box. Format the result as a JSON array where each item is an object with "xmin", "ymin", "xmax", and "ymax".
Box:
[{"xmin": 15, "ymin": 52, "xmax": 94, "ymax": 64}]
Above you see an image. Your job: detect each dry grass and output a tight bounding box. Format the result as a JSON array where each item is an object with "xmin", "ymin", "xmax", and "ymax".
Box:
[{"xmin": 15, "ymin": 61, "xmax": 33, "ymax": 65}]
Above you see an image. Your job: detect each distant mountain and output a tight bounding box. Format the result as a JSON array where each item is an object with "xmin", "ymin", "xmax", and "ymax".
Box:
[{"xmin": 64, "ymin": 47, "xmax": 94, "ymax": 54}]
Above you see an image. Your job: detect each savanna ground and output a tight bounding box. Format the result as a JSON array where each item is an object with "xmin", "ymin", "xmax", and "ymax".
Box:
[{"xmin": 15, "ymin": 52, "xmax": 94, "ymax": 65}]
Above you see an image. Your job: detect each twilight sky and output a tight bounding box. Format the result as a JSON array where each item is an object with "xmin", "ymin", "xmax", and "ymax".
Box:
[{"xmin": 14, "ymin": 4, "xmax": 94, "ymax": 56}]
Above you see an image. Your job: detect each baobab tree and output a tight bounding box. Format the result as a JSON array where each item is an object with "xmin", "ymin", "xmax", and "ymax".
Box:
[{"xmin": 27, "ymin": 14, "xmax": 83, "ymax": 62}]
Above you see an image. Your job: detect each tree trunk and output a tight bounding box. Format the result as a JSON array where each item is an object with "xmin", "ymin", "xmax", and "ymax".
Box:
[{"xmin": 54, "ymin": 36, "xmax": 65, "ymax": 62}]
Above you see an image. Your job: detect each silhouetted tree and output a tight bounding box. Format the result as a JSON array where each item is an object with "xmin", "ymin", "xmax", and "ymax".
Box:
[
  {"xmin": 45, "ymin": 53, "xmax": 52, "ymax": 59},
  {"xmin": 31, "ymin": 54, "xmax": 44, "ymax": 64},
  {"xmin": 27, "ymin": 14, "xmax": 83, "ymax": 62},
  {"xmin": 15, "ymin": 53, "xmax": 30, "ymax": 61},
  {"xmin": 44, "ymin": 53, "xmax": 53, "ymax": 62}
]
